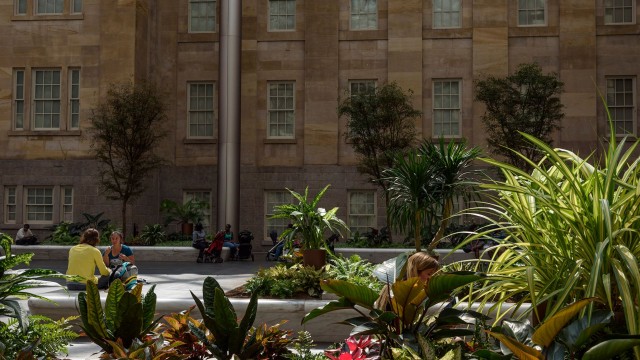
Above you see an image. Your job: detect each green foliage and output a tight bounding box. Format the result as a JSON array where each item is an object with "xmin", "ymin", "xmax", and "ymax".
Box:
[
  {"xmin": 139, "ymin": 224, "xmax": 167, "ymax": 246},
  {"xmin": 46, "ymin": 212, "xmax": 114, "ymax": 245},
  {"xmin": 269, "ymin": 185, "xmax": 349, "ymax": 250},
  {"xmin": 245, "ymin": 263, "xmax": 327, "ymax": 298},
  {"xmin": 161, "ymin": 199, "xmax": 209, "ymax": 226},
  {"xmin": 99, "ymin": 335, "xmax": 185, "ymax": 360},
  {"xmin": 190, "ymin": 276, "xmax": 292, "ymax": 360},
  {"xmin": 475, "ymin": 62, "xmax": 564, "ymax": 172},
  {"xmin": 247, "ymin": 321, "xmax": 294, "ymax": 359},
  {"xmin": 78, "ymin": 279, "xmax": 159, "ymax": 353},
  {"xmin": 457, "ymin": 128, "xmax": 640, "ymax": 352},
  {"xmin": 326, "ymin": 254, "xmax": 383, "ymax": 293},
  {"xmin": 384, "ymin": 139, "xmax": 481, "ymax": 252},
  {"xmin": 0, "ymin": 233, "xmax": 67, "ymax": 333},
  {"xmin": 0, "ymin": 315, "xmax": 78, "ymax": 359},
  {"xmin": 303, "ymin": 272, "xmax": 486, "ymax": 358},
  {"xmin": 89, "ymin": 81, "xmax": 168, "ymax": 236},
  {"xmin": 285, "ymin": 331, "xmax": 326, "ymax": 360},
  {"xmin": 482, "ymin": 298, "xmax": 640, "ymax": 360}
]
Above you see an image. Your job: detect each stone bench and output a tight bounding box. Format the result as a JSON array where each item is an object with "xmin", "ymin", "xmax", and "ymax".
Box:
[{"xmin": 8, "ymin": 245, "xmax": 234, "ymax": 262}]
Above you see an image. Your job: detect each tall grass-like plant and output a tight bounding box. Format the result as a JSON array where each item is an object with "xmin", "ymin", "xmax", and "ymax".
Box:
[{"xmin": 459, "ymin": 126, "xmax": 640, "ymax": 358}]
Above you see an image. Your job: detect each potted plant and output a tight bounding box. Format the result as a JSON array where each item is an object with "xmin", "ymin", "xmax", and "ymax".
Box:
[
  {"xmin": 270, "ymin": 185, "xmax": 349, "ymax": 269},
  {"xmin": 160, "ymin": 198, "xmax": 208, "ymax": 235}
]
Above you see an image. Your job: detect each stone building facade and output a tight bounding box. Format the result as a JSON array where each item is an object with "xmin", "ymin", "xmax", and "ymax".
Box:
[{"xmin": 0, "ymin": 0, "xmax": 639, "ymax": 243}]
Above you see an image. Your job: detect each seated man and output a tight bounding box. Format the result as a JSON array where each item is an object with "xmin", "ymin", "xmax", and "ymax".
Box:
[{"xmin": 15, "ymin": 224, "xmax": 38, "ymax": 245}]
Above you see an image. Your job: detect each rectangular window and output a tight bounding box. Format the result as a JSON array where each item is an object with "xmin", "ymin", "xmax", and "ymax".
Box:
[
  {"xmin": 14, "ymin": 70, "xmax": 25, "ymax": 130},
  {"xmin": 189, "ymin": 0, "xmax": 216, "ymax": 33},
  {"xmin": 188, "ymin": 83, "xmax": 215, "ymax": 138},
  {"xmin": 36, "ymin": 0, "xmax": 63, "ymax": 14},
  {"xmin": 349, "ymin": 80, "xmax": 376, "ymax": 97},
  {"xmin": 351, "ymin": 0, "xmax": 377, "ymax": 30},
  {"xmin": 5, "ymin": 187, "xmax": 17, "ymax": 224},
  {"xmin": 265, "ymin": 191, "xmax": 293, "ymax": 240},
  {"xmin": 69, "ymin": 69, "xmax": 80, "ymax": 129},
  {"xmin": 604, "ymin": 0, "xmax": 634, "ymax": 24},
  {"xmin": 433, "ymin": 79, "xmax": 461, "ymax": 137},
  {"xmin": 348, "ymin": 191, "xmax": 376, "ymax": 236},
  {"xmin": 62, "ymin": 187, "xmax": 73, "ymax": 222},
  {"xmin": 71, "ymin": 0, "xmax": 82, "ymax": 13},
  {"xmin": 15, "ymin": 0, "xmax": 27, "ymax": 14},
  {"xmin": 433, "ymin": 0, "xmax": 461, "ymax": 29},
  {"xmin": 268, "ymin": 81, "xmax": 295, "ymax": 138},
  {"xmin": 606, "ymin": 77, "xmax": 636, "ymax": 135},
  {"xmin": 25, "ymin": 187, "xmax": 53, "ymax": 223},
  {"xmin": 33, "ymin": 69, "xmax": 61, "ymax": 130},
  {"xmin": 518, "ymin": 0, "xmax": 546, "ymax": 26},
  {"xmin": 269, "ymin": 0, "xmax": 296, "ymax": 31},
  {"xmin": 184, "ymin": 191, "xmax": 212, "ymax": 228}
]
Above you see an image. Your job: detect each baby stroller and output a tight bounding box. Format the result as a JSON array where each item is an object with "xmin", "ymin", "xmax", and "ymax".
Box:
[
  {"xmin": 203, "ymin": 231, "xmax": 224, "ymax": 263},
  {"xmin": 236, "ymin": 230, "xmax": 254, "ymax": 261}
]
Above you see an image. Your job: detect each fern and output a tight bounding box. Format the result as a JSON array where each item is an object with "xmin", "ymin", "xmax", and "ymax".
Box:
[{"xmin": 0, "ymin": 315, "xmax": 79, "ymax": 358}]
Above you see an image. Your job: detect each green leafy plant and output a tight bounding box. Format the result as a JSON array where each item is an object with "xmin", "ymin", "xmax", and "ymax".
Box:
[
  {"xmin": 0, "ymin": 233, "xmax": 67, "ymax": 332},
  {"xmin": 139, "ymin": 224, "xmax": 167, "ymax": 246},
  {"xmin": 302, "ymin": 272, "xmax": 486, "ymax": 358},
  {"xmin": 77, "ymin": 279, "xmax": 159, "ymax": 353},
  {"xmin": 482, "ymin": 298, "xmax": 640, "ymax": 360},
  {"xmin": 457, "ymin": 127, "xmax": 640, "ymax": 351},
  {"xmin": 247, "ymin": 321, "xmax": 294, "ymax": 359},
  {"xmin": 45, "ymin": 221, "xmax": 80, "ymax": 245},
  {"xmin": 190, "ymin": 276, "xmax": 291, "ymax": 360},
  {"xmin": 161, "ymin": 199, "xmax": 208, "ymax": 226},
  {"xmin": 326, "ymin": 254, "xmax": 383, "ymax": 293},
  {"xmin": 99, "ymin": 335, "xmax": 184, "ymax": 360},
  {"xmin": 0, "ymin": 315, "xmax": 78, "ymax": 359},
  {"xmin": 245, "ymin": 263, "xmax": 326, "ymax": 298},
  {"xmin": 384, "ymin": 139, "xmax": 481, "ymax": 252},
  {"xmin": 285, "ymin": 331, "xmax": 326, "ymax": 360},
  {"xmin": 270, "ymin": 185, "xmax": 349, "ymax": 250}
]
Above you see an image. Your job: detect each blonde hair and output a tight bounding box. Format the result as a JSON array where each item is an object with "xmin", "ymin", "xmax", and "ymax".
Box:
[{"xmin": 374, "ymin": 252, "xmax": 440, "ymax": 310}]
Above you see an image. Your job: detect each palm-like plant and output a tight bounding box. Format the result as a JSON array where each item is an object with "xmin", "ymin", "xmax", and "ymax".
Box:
[
  {"xmin": 270, "ymin": 185, "xmax": 349, "ymax": 250},
  {"xmin": 384, "ymin": 139, "xmax": 481, "ymax": 252},
  {"xmin": 459, "ymin": 128, "xmax": 640, "ymax": 358}
]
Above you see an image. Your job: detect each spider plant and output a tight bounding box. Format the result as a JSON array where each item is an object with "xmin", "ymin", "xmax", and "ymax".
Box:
[{"xmin": 458, "ymin": 124, "xmax": 640, "ymax": 358}]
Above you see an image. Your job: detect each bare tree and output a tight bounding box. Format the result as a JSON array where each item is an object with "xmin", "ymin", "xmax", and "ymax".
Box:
[{"xmin": 89, "ymin": 81, "xmax": 168, "ymax": 236}]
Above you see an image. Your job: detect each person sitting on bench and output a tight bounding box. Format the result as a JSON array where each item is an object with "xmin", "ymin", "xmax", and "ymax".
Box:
[{"xmin": 15, "ymin": 224, "xmax": 38, "ymax": 245}]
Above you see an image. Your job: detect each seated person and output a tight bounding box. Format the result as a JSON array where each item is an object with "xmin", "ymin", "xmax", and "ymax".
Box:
[
  {"xmin": 223, "ymin": 224, "xmax": 239, "ymax": 259},
  {"xmin": 192, "ymin": 223, "xmax": 209, "ymax": 262},
  {"xmin": 103, "ymin": 231, "xmax": 135, "ymax": 267},
  {"xmin": 375, "ymin": 252, "xmax": 440, "ymax": 310},
  {"xmin": 15, "ymin": 224, "xmax": 38, "ymax": 245},
  {"xmin": 66, "ymin": 228, "xmax": 111, "ymax": 290}
]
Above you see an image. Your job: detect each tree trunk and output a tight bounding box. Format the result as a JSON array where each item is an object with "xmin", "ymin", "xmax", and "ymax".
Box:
[
  {"xmin": 414, "ymin": 210, "xmax": 422, "ymax": 252},
  {"xmin": 121, "ymin": 199, "xmax": 128, "ymax": 239},
  {"xmin": 428, "ymin": 199, "xmax": 452, "ymax": 252}
]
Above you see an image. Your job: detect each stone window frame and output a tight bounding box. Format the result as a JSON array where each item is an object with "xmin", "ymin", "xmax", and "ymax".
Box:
[
  {"xmin": 33, "ymin": 69, "xmax": 62, "ymax": 130},
  {"xmin": 61, "ymin": 186, "xmax": 74, "ymax": 222},
  {"xmin": 349, "ymin": 79, "xmax": 377, "ymax": 96},
  {"xmin": 267, "ymin": 81, "xmax": 296, "ymax": 139},
  {"xmin": 11, "ymin": 67, "xmax": 81, "ymax": 134},
  {"xmin": 432, "ymin": 78, "xmax": 462, "ymax": 138},
  {"xmin": 433, "ymin": 0, "xmax": 462, "ymax": 29},
  {"xmin": 606, "ymin": 76, "xmax": 637, "ymax": 136},
  {"xmin": 517, "ymin": 0, "xmax": 547, "ymax": 27},
  {"xmin": 187, "ymin": 82, "xmax": 216, "ymax": 139},
  {"xmin": 350, "ymin": 0, "xmax": 378, "ymax": 30},
  {"xmin": 348, "ymin": 190, "xmax": 376, "ymax": 236},
  {"xmin": 604, "ymin": 0, "xmax": 635, "ymax": 25},
  {"xmin": 188, "ymin": 0, "xmax": 217, "ymax": 33},
  {"xmin": 5, "ymin": 187, "xmax": 17, "ymax": 224},
  {"xmin": 13, "ymin": 0, "xmax": 83, "ymax": 18},
  {"xmin": 268, "ymin": 0, "xmax": 296, "ymax": 32}
]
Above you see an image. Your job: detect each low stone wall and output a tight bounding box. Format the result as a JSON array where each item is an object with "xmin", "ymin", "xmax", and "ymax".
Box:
[{"xmin": 335, "ymin": 248, "xmax": 475, "ymax": 264}]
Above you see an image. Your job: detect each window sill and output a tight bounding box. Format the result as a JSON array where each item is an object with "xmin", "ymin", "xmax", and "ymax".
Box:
[
  {"xmin": 183, "ymin": 138, "xmax": 217, "ymax": 144},
  {"xmin": 264, "ymin": 138, "xmax": 297, "ymax": 144},
  {"xmin": 11, "ymin": 14, "xmax": 84, "ymax": 21},
  {"xmin": 8, "ymin": 130, "xmax": 81, "ymax": 136}
]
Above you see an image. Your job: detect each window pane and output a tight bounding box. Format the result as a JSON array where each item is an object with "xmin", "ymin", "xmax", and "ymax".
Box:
[
  {"xmin": 269, "ymin": 0, "xmax": 296, "ymax": 31},
  {"xmin": 606, "ymin": 77, "xmax": 636, "ymax": 135},
  {"xmin": 349, "ymin": 191, "xmax": 375, "ymax": 235},
  {"xmin": 518, "ymin": 0, "xmax": 546, "ymax": 26},
  {"xmin": 26, "ymin": 188, "xmax": 53, "ymax": 222},
  {"xmin": 189, "ymin": 0, "xmax": 216, "ymax": 32},
  {"xmin": 14, "ymin": 70, "xmax": 24, "ymax": 129},
  {"xmin": 267, "ymin": 82, "xmax": 295, "ymax": 138},
  {"xmin": 433, "ymin": 80, "xmax": 462, "ymax": 137},
  {"xmin": 34, "ymin": 69, "xmax": 61, "ymax": 130},
  {"xmin": 265, "ymin": 191, "xmax": 293, "ymax": 239},
  {"xmin": 188, "ymin": 83, "xmax": 215, "ymax": 137},
  {"xmin": 433, "ymin": 0, "xmax": 461, "ymax": 28},
  {"xmin": 351, "ymin": 0, "xmax": 377, "ymax": 30}
]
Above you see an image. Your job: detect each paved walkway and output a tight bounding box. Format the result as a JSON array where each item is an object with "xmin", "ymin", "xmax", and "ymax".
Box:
[{"xmin": 23, "ymin": 256, "xmax": 276, "ymax": 359}]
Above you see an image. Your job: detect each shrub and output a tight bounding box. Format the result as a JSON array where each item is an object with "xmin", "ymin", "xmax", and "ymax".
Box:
[
  {"xmin": 245, "ymin": 263, "xmax": 327, "ymax": 298},
  {"xmin": 0, "ymin": 315, "xmax": 78, "ymax": 359},
  {"xmin": 326, "ymin": 254, "xmax": 383, "ymax": 293},
  {"xmin": 139, "ymin": 224, "xmax": 167, "ymax": 246}
]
